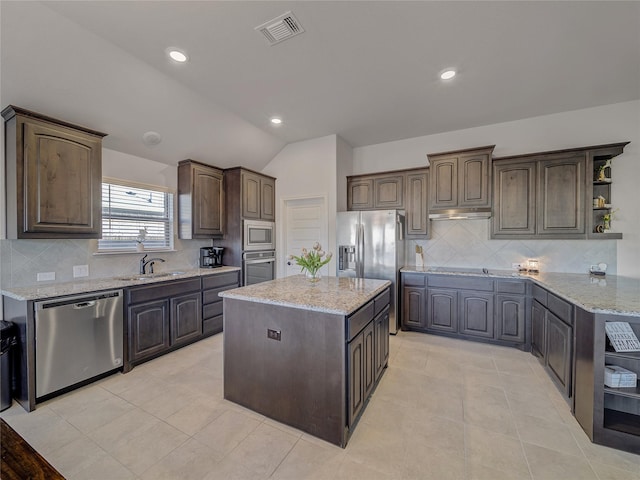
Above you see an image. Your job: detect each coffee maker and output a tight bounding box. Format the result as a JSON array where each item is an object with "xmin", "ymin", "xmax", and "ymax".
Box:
[{"xmin": 200, "ymin": 247, "xmax": 224, "ymax": 268}]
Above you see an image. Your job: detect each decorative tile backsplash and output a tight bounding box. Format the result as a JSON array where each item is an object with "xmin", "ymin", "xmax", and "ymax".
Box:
[
  {"xmin": 407, "ymin": 219, "xmax": 617, "ymax": 275},
  {"xmin": 0, "ymin": 238, "xmax": 204, "ymax": 288},
  {"xmin": 0, "ymin": 219, "xmax": 617, "ymax": 289}
]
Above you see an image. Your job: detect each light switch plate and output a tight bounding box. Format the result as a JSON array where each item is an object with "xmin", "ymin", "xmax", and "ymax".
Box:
[
  {"xmin": 73, "ymin": 265, "xmax": 89, "ymax": 278},
  {"xmin": 37, "ymin": 272, "xmax": 55, "ymax": 282}
]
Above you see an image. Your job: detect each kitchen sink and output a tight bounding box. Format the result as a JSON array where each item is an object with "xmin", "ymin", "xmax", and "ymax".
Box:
[{"xmin": 117, "ymin": 271, "xmax": 187, "ymax": 281}]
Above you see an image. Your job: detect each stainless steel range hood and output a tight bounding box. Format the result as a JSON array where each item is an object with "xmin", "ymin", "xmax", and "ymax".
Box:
[{"xmin": 428, "ymin": 207, "xmax": 492, "ymax": 220}]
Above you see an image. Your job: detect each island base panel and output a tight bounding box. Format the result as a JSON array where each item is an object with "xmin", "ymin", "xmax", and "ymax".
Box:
[{"xmin": 223, "ymin": 298, "xmax": 347, "ymax": 447}]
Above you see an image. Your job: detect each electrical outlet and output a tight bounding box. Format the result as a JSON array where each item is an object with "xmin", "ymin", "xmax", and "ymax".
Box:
[
  {"xmin": 267, "ymin": 329, "xmax": 281, "ymax": 341},
  {"xmin": 511, "ymin": 263, "xmax": 522, "ymax": 270},
  {"xmin": 37, "ymin": 272, "xmax": 55, "ymax": 282},
  {"xmin": 73, "ymin": 265, "xmax": 89, "ymax": 278}
]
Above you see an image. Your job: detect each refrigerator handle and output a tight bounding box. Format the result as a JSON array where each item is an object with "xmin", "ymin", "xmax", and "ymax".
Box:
[{"xmin": 358, "ymin": 223, "xmax": 365, "ymax": 278}]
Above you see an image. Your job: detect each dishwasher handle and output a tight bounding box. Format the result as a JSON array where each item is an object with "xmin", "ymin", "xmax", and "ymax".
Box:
[
  {"xmin": 36, "ymin": 290, "xmax": 122, "ymax": 310},
  {"xmin": 73, "ymin": 301, "xmax": 96, "ymax": 309}
]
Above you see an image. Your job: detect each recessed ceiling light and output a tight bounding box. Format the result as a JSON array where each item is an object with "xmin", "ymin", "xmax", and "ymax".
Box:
[
  {"xmin": 440, "ymin": 69, "xmax": 456, "ymax": 80},
  {"xmin": 167, "ymin": 49, "xmax": 188, "ymax": 63},
  {"xmin": 270, "ymin": 117, "xmax": 282, "ymax": 125}
]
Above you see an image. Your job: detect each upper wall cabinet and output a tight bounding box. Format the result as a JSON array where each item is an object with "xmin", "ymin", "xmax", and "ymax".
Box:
[
  {"xmin": 491, "ymin": 142, "xmax": 629, "ymax": 239},
  {"xmin": 347, "ymin": 168, "xmax": 428, "ymax": 237},
  {"xmin": 178, "ymin": 160, "xmax": 224, "ymax": 239},
  {"xmin": 428, "ymin": 146, "xmax": 494, "ymax": 211},
  {"xmin": 2, "ymin": 105, "xmax": 106, "ymax": 239},
  {"xmin": 347, "ymin": 173, "xmax": 403, "ymax": 210},
  {"xmin": 537, "ymin": 155, "xmax": 585, "ymax": 236},
  {"xmin": 224, "ymin": 168, "xmax": 276, "ymax": 222}
]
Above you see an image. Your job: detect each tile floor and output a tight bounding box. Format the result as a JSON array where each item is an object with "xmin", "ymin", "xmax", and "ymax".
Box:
[{"xmin": 2, "ymin": 331, "xmax": 639, "ymax": 480}]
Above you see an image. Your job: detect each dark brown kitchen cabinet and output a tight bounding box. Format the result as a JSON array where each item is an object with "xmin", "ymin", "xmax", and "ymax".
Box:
[
  {"xmin": 374, "ymin": 175, "xmax": 404, "ymax": 208},
  {"xmin": 347, "ymin": 177, "xmax": 374, "ymax": 210},
  {"xmin": 374, "ymin": 307, "xmax": 390, "ymax": 382},
  {"xmin": 530, "ymin": 283, "xmax": 573, "ymax": 400},
  {"xmin": 362, "ymin": 321, "xmax": 376, "ymax": 403},
  {"xmin": 347, "ymin": 308, "xmax": 376, "ymax": 427},
  {"xmin": 586, "ymin": 143, "xmax": 628, "ymax": 240},
  {"xmin": 126, "ymin": 277, "xmax": 202, "ymax": 369},
  {"xmin": 201, "ymin": 271, "xmax": 240, "ymax": 336},
  {"xmin": 492, "ymin": 160, "xmax": 537, "ymax": 237},
  {"xmin": 531, "ymin": 300, "xmax": 546, "ymax": 358},
  {"xmin": 402, "ymin": 286, "xmax": 427, "ymax": 329},
  {"xmin": 401, "ymin": 273, "xmax": 427, "ymax": 330},
  {"xmin": 427, "ymin": 288, "xmax": 458, "ymax": 333},
  {"xmin": 347, "ymin": 173, "xmax": 403, "ymax": 210},
  {"xmin": 546, "ymin": 311, "xmax": 572, "ymax": 398},
  {"xmin": 347, "ymin": 168, "xmax": 429, "ymax": 238},
  {"xmin": 2, "ymin": 105, "xmax": 106, "ymax": 239},
  {"xmin": 496, "ymin": 294, "xmax": 526, "ymax": 344},
  {"xmin": 129, "ymin": 300, "xmax": 170, "ymax": 362},
  {"xmin": 170, "ymin": 292, "xmax": 202, "ymax": 347},
  {"xmin": 238, "ymin": 169, "xmax": 276, "ymax": 221},
  {"xmin": 405, "ymin": 170, "xmax": 429, "ymax": 237},
  {"xmin": 347, "ymin": 290, "xmax": 389, "ymax": 428},
  {"xmin": 178, "ymin": 160, "xmax": 224, "ymax": 238},
  {"xmin": 574, "ymin": 310, "xmax": 640, "ymax": 455},
  {"xmin": 459, "ymin": 291, "xmax": 494, "ymax": 339},
  {"xmin": 428, "ymin": 145, "xmax": 494, "ymax": 211},
  {"xmin": 492, "ymin": 143, "xmax": 629, "ymax": 240},
  {"xmin": 348, "ymin": 327, "xmax": 365, "ymax": 426},
  {"xmin": 538, "ymin": 156, "xmax": 586, "ymax": 236}
]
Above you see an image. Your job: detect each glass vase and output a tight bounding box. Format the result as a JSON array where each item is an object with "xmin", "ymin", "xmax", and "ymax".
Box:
[{"xmin": 305, "ymin": 270, "xmax": 321, "ymax": 284}]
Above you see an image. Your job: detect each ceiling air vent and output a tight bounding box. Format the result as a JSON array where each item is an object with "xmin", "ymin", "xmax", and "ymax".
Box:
[{"xmin": 255, "ymin": 11, "xmax": 305, "ymax": 46}]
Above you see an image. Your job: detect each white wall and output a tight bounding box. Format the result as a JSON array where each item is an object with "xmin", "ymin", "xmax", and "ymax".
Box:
[
  {"xmin": 102, "ymin": 149, "xmax": 177, "ymax": 189},
  {"xmin": 261, "ymin": 135, "xmax": 339, "ymax": 277},
  {"xmin": 336, "ymin": 135, "xmax": 353, "ymax": 212},
  {"xmin": 353, "ymin": 101, "xmax": 640, "ymax": 278}
]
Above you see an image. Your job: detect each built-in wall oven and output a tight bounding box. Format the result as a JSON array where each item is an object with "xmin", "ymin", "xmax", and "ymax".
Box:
[
  {"xmin": 243, "ymin": 250, "xmax": 276, "ymax": 285},
  {"xmin": 243, "ymin": 220, "xmax": 275, "ymax": 251}
]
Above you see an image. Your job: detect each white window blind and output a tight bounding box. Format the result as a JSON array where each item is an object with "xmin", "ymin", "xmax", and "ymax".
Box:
[{"xmin": 99, "ymin": 180, "xmax": 174, "ymax": 252}]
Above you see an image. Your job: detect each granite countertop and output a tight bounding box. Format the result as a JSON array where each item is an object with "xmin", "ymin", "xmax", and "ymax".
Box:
[
  {"xmin": 1, "ymin": 266, "xmax": 241, "ymax": 301},
  {"xmin": 401, "ymin": 266, "xmax": 640, "ymax": 317},
  {"xmin": 220, "ymin": 275, "xmax": 391, "ymax": 315}
]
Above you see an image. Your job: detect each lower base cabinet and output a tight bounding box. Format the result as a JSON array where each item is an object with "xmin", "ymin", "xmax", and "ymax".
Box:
[
  {"xmin": 129, "ymin": 299, "xmax": 170, "ymax": 361},
  {"xmin": 545, "ymin": 311, "xmax": 572, "ymax": 397},
  {"xmin": 400, "ymin": 272, "xmax": 529, "ymax": 350},
  {"xmin": 427, "ymin": 288, "xmax": 457, "ymax": 333},
  {"xmin": 574, "ymin": 309, "xmax": 640, "ymax": 454},
  {"xmin": 496, "ymin": 294, "xmax": 526, "ymax": 343},
  {"xmin": 347, "ymin": 290, "xmax": 390, "ymax": 427},
  {"xmin": 127, "ymin": 278, "xmax": 201, "ymax": 367},
  {"xmin": 126, "ymin": 272, "xmax": 239, "ymax": 370},
  {"xmin": 531, "ymin": 300, "xmax": 546, "ymax": 358},
  {"xmin": 171, "ymin": 292, "xmax": 202, "ymax": 346},
  {"xmin": 459, "ymin": 290, "xmax": 494, "ymax": 339},
  {"xmin": 202, "ymin": 271, "xmax": 240, "ymax": 336}
]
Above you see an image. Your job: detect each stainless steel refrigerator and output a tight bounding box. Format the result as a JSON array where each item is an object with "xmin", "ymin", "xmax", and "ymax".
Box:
[{"xmin": 336, "ymin": 210, "xmax": 405, "ymax": 334}]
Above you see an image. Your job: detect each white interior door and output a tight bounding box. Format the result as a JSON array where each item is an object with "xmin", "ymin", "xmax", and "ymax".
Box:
[{"xmin": 282, "ymin": 197, "xmax": 327, "ymax": 277}]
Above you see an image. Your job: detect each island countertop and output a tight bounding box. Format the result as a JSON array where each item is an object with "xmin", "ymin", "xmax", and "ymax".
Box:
[
  {"xmin": 219, "ymin": 275, "xmax": 391, "ymax": 315},
  {"xmin": 401, "ymin": 266, "xmax": 640, "ymax": 317}
]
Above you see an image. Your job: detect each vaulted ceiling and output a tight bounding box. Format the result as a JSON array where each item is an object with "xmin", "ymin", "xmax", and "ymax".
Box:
[{"xmin": 2, "ymin": 1, "xmax": 639, "ymax": 171}]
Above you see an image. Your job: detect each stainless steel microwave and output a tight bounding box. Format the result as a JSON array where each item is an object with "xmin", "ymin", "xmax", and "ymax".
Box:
[{"xmin": 243, "ymin": 220, "xmax": 275, "ymax": 251}]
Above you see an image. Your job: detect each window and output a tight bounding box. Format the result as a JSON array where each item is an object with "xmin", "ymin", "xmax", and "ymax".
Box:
[{"xmin": 99, "ymin": 178, "xmax": 174, "ymax": 252}]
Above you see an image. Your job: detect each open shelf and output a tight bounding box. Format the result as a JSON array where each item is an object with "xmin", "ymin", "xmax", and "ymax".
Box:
[
  {"xmin": 605, "ymin": 385, "xmax": 640, "ymax": 399},
  {"xmin": 606, "ymin": 350, "xmax": 640, "ymax": 361},
  {"xmin": 603, "ymin": 409, "xmax": 640, "ymax": 436}
]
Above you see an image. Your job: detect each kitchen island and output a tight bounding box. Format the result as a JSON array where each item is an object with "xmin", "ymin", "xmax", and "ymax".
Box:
[{"xmin": 220, "ymin": 275, "xmax": 391, "ymax": 447}]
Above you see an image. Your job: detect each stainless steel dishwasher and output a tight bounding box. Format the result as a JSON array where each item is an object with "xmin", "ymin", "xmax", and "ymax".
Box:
[{"xmin": 35, "ymin": 290, "xmax": 124, "ymax": 398}]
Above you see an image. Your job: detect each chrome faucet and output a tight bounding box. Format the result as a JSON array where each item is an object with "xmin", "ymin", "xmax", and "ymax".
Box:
[{"xmin": 139, "ymin": 254, "xmax": 166, "ymax": 274}]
